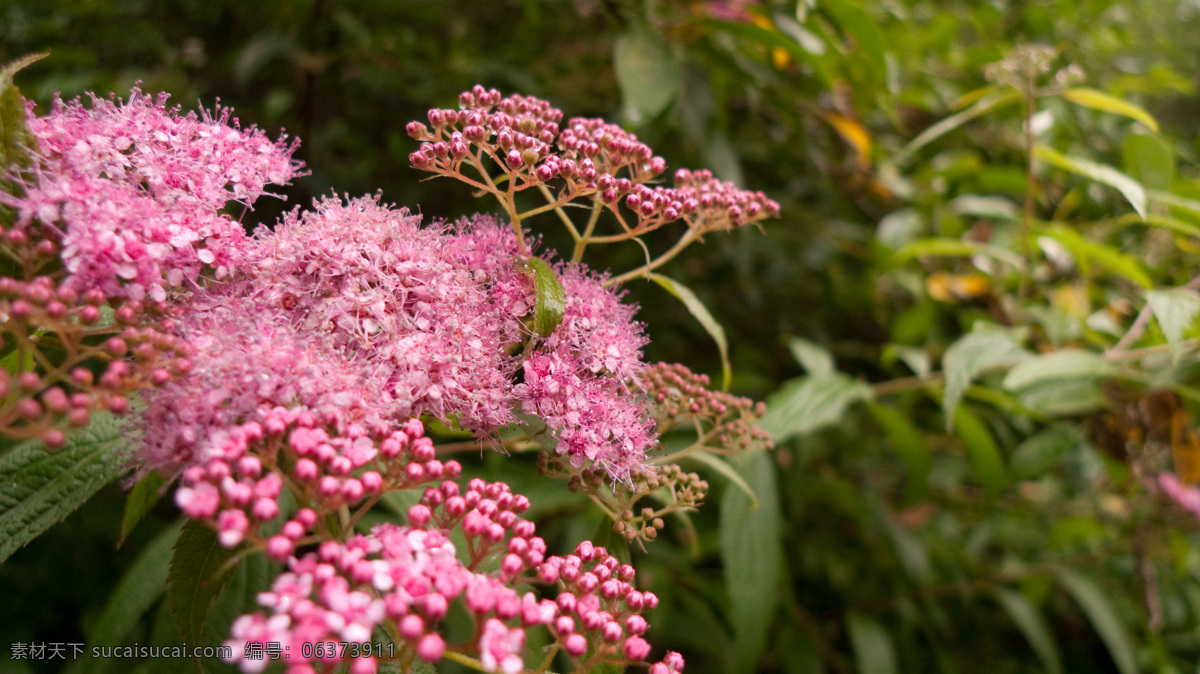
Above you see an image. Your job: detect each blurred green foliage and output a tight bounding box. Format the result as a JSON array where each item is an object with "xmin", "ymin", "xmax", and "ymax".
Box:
[{"xmin": 6, "ymin": 0, "xmax": 1200, "ymax": 672}]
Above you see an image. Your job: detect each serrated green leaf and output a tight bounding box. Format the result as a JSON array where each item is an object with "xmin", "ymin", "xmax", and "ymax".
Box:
[
  {"xmin": 614, "ymin": 29, "xmax": 682, "ymax": 124},
  {"xmin": 1034, "ymin": 145, "xmax": 1147, "ymax": 220},
  {"xmin": 169, "ymin": 519, "xmax": 242, "ymax": 646},
  {"xmin": 1055, "ymin": 569, "xmax": 1136, "ymax": 674},
  {"xmin": 1122, "ymin": 134, "xmax": 1174, "ymax": 192},
  {"xmin": 758, "ymin": 373, "xmax": 873, "ymax": 443},
  {"xmin": 868, "ymin": 403, "xmax": 931, "ymax": 503},
  {"xmin": 1016, "ymin": 378, "xmax": 1108, "ymax": 417},
  {"xmin": 80, "ymin": 521, "xmax": 183, "ymax": 674},
  {"xmin": 953, "ymin": 406, "xmax": 1008, "ymax": 502},
  {"xmin": 649, "ymin": 273, "xmax": 731, "ymax": 390},
  {"xmin": 994, "ymin": 587, "xmax": 1064, "ymax": 674},
  {"xmin": 518, "ymin": 256, "xmax": 565, "ymax": 338},
  {"xmin": 720, "ymin": 451, "xmax": 782, "ymax": 672},
  {"xmin": 1146, "ymin": 288, "xmax": 1200, "ymax": 362},
  {"xmin": 941, "ymin": 329, "xmax": 1026, "ymax": 430},
  {"xmin": 845, "ymin": 613, "xmax": 898, "ymax": 674},
  {"xmin": 1038, "ymin": 224, "xmax": 1152, "ymax": 288},
  {"xmin": 786, "ymin": 335, "xmax": 834, "ymax": 376},
  {"xmin": 1062, "ymin": 87, "xmax": 1159, "ymax": 133},
  {"xmin": 0, "ymin": 54, "xmax": 45, "ymax": 212},
  {"xmin": 0, "ymin": 413, "xmax": 129, "ymax": 563},
  {"xmin": 1001, "ymin": 349, "xmax": 1116, "ymax": 390},
  {"xmin": 120, "ymin": 470, "xmax": 166, "ymax": 547},
  {"xmin": 895, "ymin": 89, "xmax": 1023, "ymax": 164}
]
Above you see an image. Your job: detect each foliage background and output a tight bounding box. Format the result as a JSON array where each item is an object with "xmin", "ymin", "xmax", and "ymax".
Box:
[{"xmin": 4, "ymin": 0, "xmax": 1200, "ymax": 672}]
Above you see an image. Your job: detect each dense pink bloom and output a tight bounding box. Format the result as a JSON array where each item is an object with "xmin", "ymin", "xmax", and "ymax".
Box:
[
  {"xmin": 243, "ymin": 196, "xmax": 529, "ymax": 433},
  {"xmin": 140, "ymin": 193, "xmax": 658, "ymax": 483},
  {"xmin": 4, "ymin": 88, "xmax": 302, "ymax": 301},
  {"xmin": 514, "ymin": 265, "xmax": 652, "ymax": 482}
]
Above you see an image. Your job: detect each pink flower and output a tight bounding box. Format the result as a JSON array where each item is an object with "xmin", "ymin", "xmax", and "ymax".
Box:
[
  {"xmin": 1159, "ymin": 472, "xmax": 1200, "ymax": 519},
  {"xmin": 5, "ymin": 88, "xmax": 302, "ymax": 300},
  {"xmin": 479, "ymin": 618, "xmax": 526, "ymax": 674}
]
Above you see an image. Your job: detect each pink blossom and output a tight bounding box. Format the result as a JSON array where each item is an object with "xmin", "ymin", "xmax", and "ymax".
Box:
[
  {"xmin": 5, "ymin": 88, "xmax": 302, "ymax": 301},
  {"xmin": 479, "ymin": 618, "xmax": 526, "ymax": 674}
]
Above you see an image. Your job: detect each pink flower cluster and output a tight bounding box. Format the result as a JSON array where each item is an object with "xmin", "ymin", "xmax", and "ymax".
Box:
[
  {"xmin": 516, "ymin": 266, "xmax": 653, "ymax": 482},
  {"xmin": 5, "ymin": 88, "xmax": 302, "ymax": 302},
  {"xmin": 406, "ymin": 85, "xmax": 778, "ymax": 236},
  {"xmin": 0, "ymin": 88, "xmax": 297, "ymax": 444},
  {"xmin": 224, "ymin": 479, "xmax": 683, "ymax": 673},
  {"xmin": 141, "ymin": 193, "xmax": 656, "ymax": 484}
]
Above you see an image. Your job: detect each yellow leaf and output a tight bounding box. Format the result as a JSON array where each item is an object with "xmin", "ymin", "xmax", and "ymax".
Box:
[
  {"xmin": 1170, "ymin": 410, "xmax": 1200, "ymax": 484},
  {"xmin": 824, "ymin": 112, "xmax": 872, "ymax": 160}
]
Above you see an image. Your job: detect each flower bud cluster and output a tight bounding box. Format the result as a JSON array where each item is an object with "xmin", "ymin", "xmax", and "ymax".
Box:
[
  {"xmin": 645, "ymin": 362, "xmax": 773, "ymax": 453},
  {"xmin": 174, "ymin": 412, "xmax": 463, "ymax": 558},
  {"xmin": 406, "ymin": 86, "xmax": 777, "ymax": 240},
  {"xmin": 224, "ymin": 479, "xmax": 682, "ymax": 674},
  {"xmin": 540, "ymin": 453, "xmax": 708, "ymax": 544},
  {"xmin": 0, "ymin": 275, "xmax": 190, "ymax": 446},
  {"xmin": 622, "ymin": 168, "xmax": 781, "ymax": 235}
]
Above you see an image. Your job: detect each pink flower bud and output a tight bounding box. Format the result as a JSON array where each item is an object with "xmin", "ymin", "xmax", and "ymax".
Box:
[
  {"xmin": 416, "ymin": 634, "xmax": 445, "ymax": 662},
  {"xmin": 565, "ymin": 633, "xmax": 588, "ymax": 656},
  {"xmin": 623, "ymin": 635, "xmax": 651, "ymax": 660},
  {"xmin": 266, "ymin": 535, "xmax": 293, "ymax": 561}
]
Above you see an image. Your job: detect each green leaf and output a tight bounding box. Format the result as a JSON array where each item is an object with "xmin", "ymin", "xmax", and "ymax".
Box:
[
  {"xmin": 1034, "ymin": 145, "xmax": 1147, "ymax": 220},
  {"xmin": 0, "ymin": 413, "xmax": 129, "ymax": 563},
  {"xmin": 80, "ymin": 521, "xmax": 183, "ymax": 673},
  {"xmin": 845, "ymin": 613, "xmax": 898, "ymax": 674},
  {"xmin": 1010, "ymin": 424, "xmax": 1078, "ymax": 479},
  {"xmin": 758, "ymin": 373, "xmax": 873, "ymax": 443},
  {"xmin": 1055, "ymin": 569, "xmax": 1137, "ymax": 674},
  {"xmin": 614, "ymin": 28, "xmax": 682, "ymax": 124},
  {"xmin": 518, "ymin": 256, "xmax": 565, "ymax": 338},
  {"xmin": 1062, "ymin": 87, "xmax": 1160, "ymax": 133},
  {"xmin": 685, "ymin": 449, "xmax": 759, "ymax": 509},
  {"xmin": 895, "ymin": 89, "xmax": 1023, "ymax": 164},
  {"xmin": 1146, "ymin": 288, "xmax": 1200, "ymax": 361},
  {"xmin": 702, "ymin": 18, "xmax": 831, "ymax": 85},
  {"xmin": 953, "ymin": 406, "xmax": 1008, "ymax": 502},
  {"xmin": 820, "ymin": 0, "xmax": 887, "ymax": 79},
  {"xmin": 720, "ymin": 451, "xmax": 782, "ymax": 672},
  {"xmin": 1148, "ymin": 189, "xmax": 1200, "ymax": 218},
  {"xmin": 1038, "ymin": 224, "xmax": 1153, "ymax": 288},
  {"xmin": 1001, "ymin": 349, "xmax": 1116, "ymax": 390},
  {"xmin": 168, "ymin": 519, "xmax": 242, "ymax": 646},
  {"xmin": 120, "ymin": 469, "xmax": 166, "ymax": 547},
  {"xmin": 941, "ymin": 329, "xmax": 1026, "ymax": 430},
  {"xmin": 993, "ymin": 587, "xmax": 1064, "ymax": 674},
  {"xmin": 0, "ymin": 52, "xmax": 46, "ymax": 221},
  {"xmin": 649, "ymin": 273, "xmax": 732, "ymax": 390},
  {"xmin": 894, "ymin": 237, "xmax": 1025, "ymax": 269},
  {"xmin": 786, "ymin": 335, "xmax": 834, "ymax": 376},
  {"xmin": 1122, "ymin": 134, "xmax": 1174, "ymax": 192},
  {"xmin": 868, "ymin": 403, "xmax": 931, "ymax": 503}
]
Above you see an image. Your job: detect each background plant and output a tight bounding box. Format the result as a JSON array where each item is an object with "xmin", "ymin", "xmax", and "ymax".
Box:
[{"xmin": 5, "ymin": 0, "xmax": 1200, "ymax": 673}]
